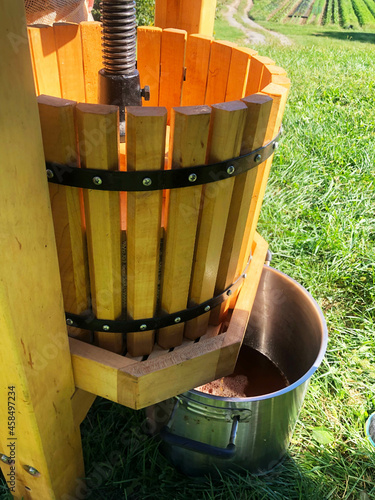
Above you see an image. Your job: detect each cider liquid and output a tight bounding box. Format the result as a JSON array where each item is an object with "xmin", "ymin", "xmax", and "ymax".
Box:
[{"xmin": 197, "ymin": 345, "xmax": 289, "ymax": 398}]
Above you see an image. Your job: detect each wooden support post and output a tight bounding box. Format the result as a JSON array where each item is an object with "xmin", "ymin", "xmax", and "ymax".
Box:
[{"xmin": 0, "ymin": 2, "xmax": 85, "ymax": 498}]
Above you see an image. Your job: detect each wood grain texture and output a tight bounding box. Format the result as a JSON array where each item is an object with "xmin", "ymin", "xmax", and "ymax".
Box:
[
  {"xmin": 242, "ymin": 84, "xmax": 289, "ymax": 267},
  {"xmin": 245, "ymin": 55, "xmax": 275, "ymax": 96},
  {"xmin": 225, "ymin": 47, "xmax": 257, "ymax": 102},
  {"xmin": 212, "ymin": 93, "xmax": 273, "ymax": 324},
  {"xmin": 76, "ymin": 103, "xmax": 123, "ymax": 353},
  {"xmin": 185, "ymin": 100, "xmax": 247, "ymax": 340},
  {"xmin": 158, "ymin": 105, "xmax": 211, "ymax": 348},
  {"xmin": 205, "ymin": 40, "xmax": 236, "ymax": 106},
  {"xmin": 137, "ymin": 26, "xmax": 162, "ymax": 107},
  {"xmin": 260, "ymin": 64, "xmax": 287, "ymax": 90},
  {"xmin": 27, "ymin": 25, "xmax": 61, "ymax": 97},
  {"xmin": 70, "ymin": 232, "xmax": 268, "ymax": 409},
  {"xmin": 126, "ymin": 107, "xmax": 167, "ymax": 356},
  {"xmin": 154, "ymin": 0, "xmax": 216, "ymax": 36},
  {"xmin": 181, "ymin": 34, "xmax": 212, "ymax": 106},
  {"xmin": 71, "ymin": 388, "xmax": 96, "ymax": 426},
  {"xmin": 80, "ymin": 21, "xmax": 102, "ymax": 103},
  {"xmin": 54, "ymin": 22, "xmax": 86, "ymax": 101},
  {"xmin": 38, "ymin": 95, "xmax": 91, "ymax": 341},
  {"xmin": 159, "ymin": 28, "xmax": 187, "ymax": 119},
  {"xmin": 0, "ymin": 3, "xmax": 84, "ymax": 496}
]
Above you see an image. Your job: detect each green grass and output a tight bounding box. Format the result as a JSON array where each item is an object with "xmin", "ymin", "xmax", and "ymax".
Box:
[{"xmin": 1, "ymin": 4, "xmax": 375, "ymax": 500}]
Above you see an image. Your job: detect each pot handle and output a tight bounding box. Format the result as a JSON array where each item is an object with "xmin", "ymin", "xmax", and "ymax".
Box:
[{"xmin": 160, "ymin": 416, "xmax": 239, "ymax": 460}]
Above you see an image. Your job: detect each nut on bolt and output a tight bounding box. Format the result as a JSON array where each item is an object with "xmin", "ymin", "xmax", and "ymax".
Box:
[{"xmin": 141, "ymin": 86, "xmax": 150, "ymax": 101}]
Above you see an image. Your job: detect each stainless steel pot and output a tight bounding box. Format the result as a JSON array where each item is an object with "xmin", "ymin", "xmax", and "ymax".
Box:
[{"xmin": 146, "ymin": 265, "xmax": 328, "ymax": 476}]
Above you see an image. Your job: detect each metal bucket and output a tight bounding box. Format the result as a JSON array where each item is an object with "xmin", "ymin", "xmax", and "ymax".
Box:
[{"xmin": 146, "ymin": 265, "xmax": 328, "ymax": 476}]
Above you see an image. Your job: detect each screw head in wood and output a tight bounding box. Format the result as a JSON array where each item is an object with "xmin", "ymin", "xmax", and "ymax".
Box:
[
  {"xmin": 254, "ymin": 154, "xmax": 262, "ymax": 163},
  {"xmin": 0, "ymin": 454, "xmax": 11, "ymax": 465},
  {"xmin": 24, "ymin": 465, "xmax": 40, "ymax": 477},
  {"xmin": 140, "ymin": 324, "xmax": 147, "ymax": 331},
  {"xmin": 46, "ymin": 169, "xmax": 54, "ymax": 179},
  {"xmin": 188, "ymin": 173, "xmax": 197, "ymax": 183},
  {"xmin": 102, "ymin": 325, "xmax": 110, "ymax": 331},
  {"xmin": 143, "ymin": 177, "xmax": 152, "ymax": 187},
  {"xmin": 93, "ymin": 176, "xmax": 102, "ymax": 186},
  {"xmin": 66, "ymin": 318, "xmax": 74, "ymax": 326},
  {"xmin": 204, "ymin": 305, "xmax": 210, "ymax": 312},
  {"xmin": 227, "ymin": 165, "xmax": 235, "ymax": 175},
  {"xmin": 174, "ymin": 317, "xmax": 181, "ymax": 323}
]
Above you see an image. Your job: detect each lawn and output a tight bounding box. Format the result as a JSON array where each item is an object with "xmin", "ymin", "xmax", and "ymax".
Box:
[{"xmin": 1, "ymin": 2, "xmax": 374, "ymax": 499}]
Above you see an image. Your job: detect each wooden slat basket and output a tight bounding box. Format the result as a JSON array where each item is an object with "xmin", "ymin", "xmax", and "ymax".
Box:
[{"xmin": 28, "ymin": 22, "xmax": 289, "ymax": 409}]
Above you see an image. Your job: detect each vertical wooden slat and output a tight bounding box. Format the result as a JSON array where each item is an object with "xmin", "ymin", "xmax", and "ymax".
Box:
[
  {"xmin": 198, "ymin": 0, "xmax": 217, "ymax": 36},
  {"xmin": 159, "ymin": 28, "xmax": 187, "ymax": 119},
  {"xmin": 158, "ymin": 105, "xmax": 211, "ymax": 348},
  {"xmin": 27, "ymin": 25, "xmax": 61, "ymax": 97},
  {"xmin": 54, "ymin": 22, "xmax": 86, "ymax": 102},
  {"xmin": 260, "ymin": 64, "xmax": 287, "ymax": 91},
  {"xmin": 237, "ymin": 84, "xmax": 289, "ymax": 278},
  {"xmin": 76, "ymin": 103, "xmax": 123, "ymax": 353},
  {"xmin": 184, "ymin": 100, "xmax": 247, "ymax": 340},
  {"xmin": 225, "ymin": 47, "xmax": 257, "ymax": 102},
  {"xmin": 245, "ymin": 54, "xmax": 275, "ymax": 96},
  {"xmin": 181, "ymin": 34, "xmax": 212, "ymax": 106},
  {"xmin": 80, "ymin": 21, "xmax": 102, "ymax": 104},
  {"xmin": 27, "ymin": 27, "xmax": 39, "ymax": 94},
  {"xmin": 126, "ymin": 107, "xmax": 167, "ymax": 356},
  {"xmin": 0, "ymin": 2, "xmax": 84, "ymax": 496},
  {"xmin": 205, "ymin": 40, "xmax": 236, "ymax": 106},
  {"xmin": 137, "ymin": 26, "xmax": 162, "ymax": 107},
  {"xmin": 38, "ymin": 95, "xmax": 91, "ymax": 341},
  {"xmin": 211, "ymin": 93, "xmax": 273, "ymax": 324},
  {"xmin": 154, "ymin": 0, "xmax": 169, "ymax": 28},
  {"xmin": 270, "ymin": 74, "xmax": 291, "ymax": 90}
]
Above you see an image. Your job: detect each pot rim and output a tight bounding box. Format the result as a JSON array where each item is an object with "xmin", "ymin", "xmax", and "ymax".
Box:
[{"xmin": 189, "ymin": 265, "xmax": 328, "ymax": 403}]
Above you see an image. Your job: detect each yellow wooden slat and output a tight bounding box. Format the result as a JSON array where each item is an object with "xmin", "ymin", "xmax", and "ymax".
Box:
[
  {"xmin": 211, "ymin": 93, "xmax": 273, "ymax": 324},
  {"xmin": 205, "ymin": 40, "xmax": 236, "ymax": 106},
  {"xmin": 137, "ymin": 26, "xmax": 162, "ymax": 107},
  {"xmin": 54, "ymin": 22, "xmax": 86, "ymax": 102},
  {"xmin": 184, "ymin": 100, "xmax": 247, "ymax": 340},
  {"xmin": 70, "ymin": 231, "xmax": 268, "ymax": 409},
  {"xmin": 80, "ymin": 21, "xmax": 102, "ymax": 103},
  {"xmin": 76, "ymin": 103, "xmax": 123, "ymax": 353},
  {"xmin": 240, "ymin": 84, "xmax": 289, "ymax": 273},
  {"xmin": 260, "ymin": 64, "xmax": 287, "ymax": 90},
  {"xmin": 126, "ymin": 107, "xmax": 167, "ymax": 356},
  {"xmin": 38, "ymin": 95, "xmax": 91, "ymax": 342},
  {"xmin": 269, "ymin": 74, "xmax": 291, "ymax": 90},
  {"xmin": 27, "ymin": 25, "xmax": 61, "ymax": 97},
  {"xmin": 245, "ymin": 54, "xmax": 275, "ymax": 96},
  {"xmin": 27, "ymin": 27, "xmax": 39, "ymax": 94},
  {"xmin": 159, "ymin": 28, "xmax": 187, "ymax": 119},
  {"xmin": 225, "ymin": 47, "xmax": 257, "ymax": 102},
  {"xmin": 154, "ymin": 0, "xmax": 216, "ymax": 37},
  {"xmin": 158, "ymin": 105, "xmax": 211, "ymax": 348},
  {"xmin": 0, "ymin": 3, "xmax": 84, "ymax": 496},
  {"xmin": 181, "ymin": 34, "xmax": 212, "ymax": 106}
]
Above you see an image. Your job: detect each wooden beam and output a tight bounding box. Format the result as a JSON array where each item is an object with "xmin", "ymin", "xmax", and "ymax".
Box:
[{"xmin": 0, "ymin": 3, "xmax": 84, "ymax": 498}]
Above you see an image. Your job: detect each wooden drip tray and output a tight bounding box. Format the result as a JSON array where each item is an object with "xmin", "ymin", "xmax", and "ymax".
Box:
[{"xmin": 69, "ymin": 233, "xmax": 268, "ymax": 409}]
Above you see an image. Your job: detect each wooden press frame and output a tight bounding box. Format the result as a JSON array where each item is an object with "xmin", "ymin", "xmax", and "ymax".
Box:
[{"xmin": 0, "ymin": 2, "xmax": 290, "ymax": 497}]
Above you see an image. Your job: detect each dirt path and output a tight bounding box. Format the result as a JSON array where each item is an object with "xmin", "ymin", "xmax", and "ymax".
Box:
[{"xmin": 222, "ymin": 0, "xmax": 292, "ymax": 46}]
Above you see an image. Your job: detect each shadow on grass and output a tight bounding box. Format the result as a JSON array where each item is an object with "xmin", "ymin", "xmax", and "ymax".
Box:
[{"xmin": 313, "ymin": 31, "xmax": 375, "ymax": 44}]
